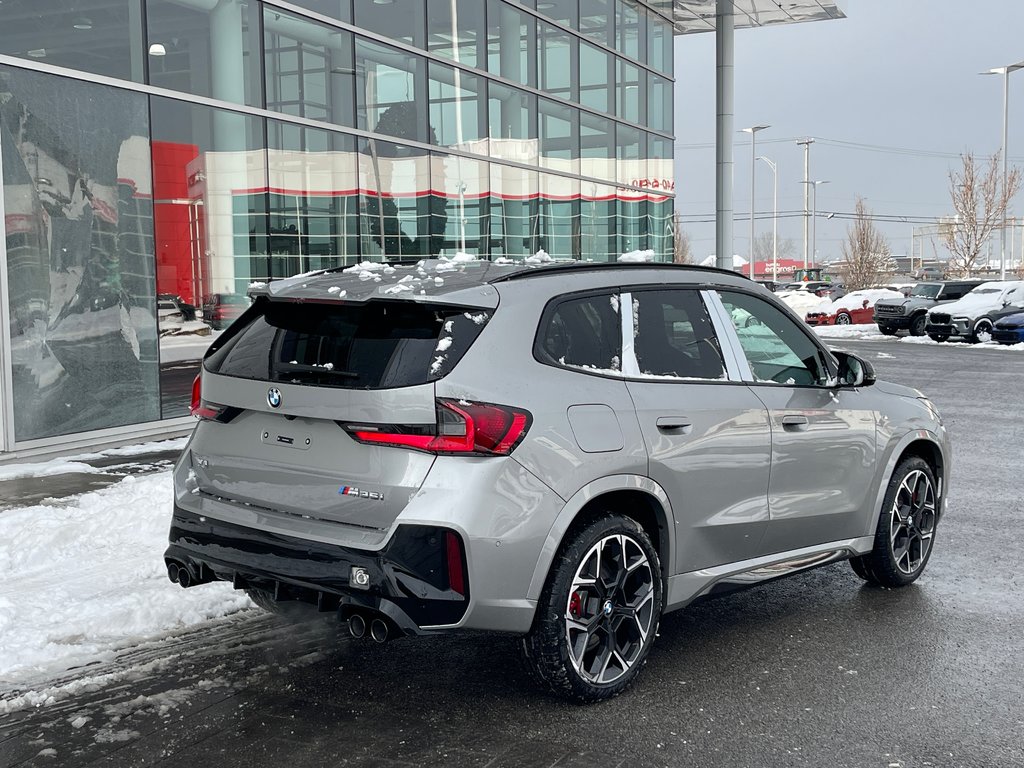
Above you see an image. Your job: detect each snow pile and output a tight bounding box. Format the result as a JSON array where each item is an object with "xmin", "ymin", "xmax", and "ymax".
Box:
[
  {"xmin": 0, "ymin": 437, "xmax": 188, "ymax": 481},
  {"xmin": 826, "ymin": 288, "xmax": 903, "ymax": 312},
  {"xmin": 525, "ymin": 249, "xmax": 552, "ymax": 264},
  {"xmin": 813, "ymin": 325, "xmax": 890, "ymax": 341},
  {"xmin": 618, "ymin": 249, "xmax": 655, "ymax": 263},
  {"xmin": 0, "ymin": 472, "xmax": 251, "ymax": 685},
  {"xmin": 779, "ymin": 290, "xmax": 830, "ymax": 315}
]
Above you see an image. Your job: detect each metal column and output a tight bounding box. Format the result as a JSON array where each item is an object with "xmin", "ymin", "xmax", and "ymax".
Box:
[{"xmin": 715, "ymin": 0, "xmax": 734, "ymax": 270}]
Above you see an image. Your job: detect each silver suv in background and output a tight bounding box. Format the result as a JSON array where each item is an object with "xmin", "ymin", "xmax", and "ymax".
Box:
[
  {"xmin": 874, "ymin": 280, "xmax": 983, "ymax": 337},
  {"xmin": 167, "ymin": 262, "xmax": 949, "ymax": 702},
  {"xmin": 925, "ymin": 280, "xmax": 1024, "ymax": 343}
]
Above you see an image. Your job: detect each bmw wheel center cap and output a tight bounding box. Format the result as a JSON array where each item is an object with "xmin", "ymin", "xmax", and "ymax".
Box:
[{"xmin": 267, "ymin": 387, "xmax": 282, "ymax": 408}]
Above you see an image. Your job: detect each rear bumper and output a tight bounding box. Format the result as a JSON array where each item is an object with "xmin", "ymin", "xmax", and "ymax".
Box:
[
  {"xmin": 166, "ymin": 506, "xmax": 469, "ymax": 634},
  {"xmin": 993, "ymin": 328, "xmax": 1024, "ymax": 344}
]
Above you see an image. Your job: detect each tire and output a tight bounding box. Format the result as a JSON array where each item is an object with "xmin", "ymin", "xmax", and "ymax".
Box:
[
  {"xmin": 877, "ymin": 325, "xmax": 897, "ymax": 336},
  {"xmin": 835, "ymin": 312, "xmax": 852, "ymax": 325},
  {"xmin": 521, "ymin": 514, "xmax": 663, "ymax": 703},
  {"xmin": 927, "ymin": 332, "xmax": 949, "ymax": 343},
  {"xmin": 910, "ymin": 314, "xmax": 927, "ymax": 337},
  {"xmin": 245, "ymin": 588, "xmax": 317, "ymax": 621},
  {"xmin": 850, "ymin": 457, "xmax": 938, "ymax": 587},
  {"xmin": 971, "ymin": 318, "xmax": 994, "ymax": 344}
]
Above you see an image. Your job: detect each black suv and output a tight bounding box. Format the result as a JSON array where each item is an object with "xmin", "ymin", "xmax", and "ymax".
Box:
[{"xmin": 873, "ymin": 280, "xmax": 983, "ymax": 336}]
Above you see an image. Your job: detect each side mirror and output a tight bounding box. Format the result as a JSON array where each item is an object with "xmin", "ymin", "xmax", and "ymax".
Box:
[{"xmin": 833, "ymin": 350, "xmax": 876, "ymax": 387}]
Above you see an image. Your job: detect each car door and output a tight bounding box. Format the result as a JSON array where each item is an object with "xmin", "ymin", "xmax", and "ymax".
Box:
[
  {"xmin": 623, "ymin": 288, "xmax": 772, "ymax": 574},
  {"xmin": 712, "ymin": 289, "xmax": 879, "ymax": 555}
]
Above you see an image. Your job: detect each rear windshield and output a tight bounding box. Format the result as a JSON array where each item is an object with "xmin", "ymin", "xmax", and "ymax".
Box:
[{"xmin": 205, "ymin": 300, "xmax": 491, "ymax": 389}]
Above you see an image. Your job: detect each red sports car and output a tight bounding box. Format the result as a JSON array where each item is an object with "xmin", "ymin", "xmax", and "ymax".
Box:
[{"xmin": 805, "ymin": 289, "xmax": 904, "ymax": 326}]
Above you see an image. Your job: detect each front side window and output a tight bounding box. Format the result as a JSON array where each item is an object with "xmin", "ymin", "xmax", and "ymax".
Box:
[
  {"xmin": 632, "ymin": 291, "xmax": 725, "ymax": 379},
  {"xmin": 536, "ymin": 293, "xmax": 622, "ymax": 374},
  {"xmin": 718, "ymin": 291, "xmax": 831, "ymax": 386}
]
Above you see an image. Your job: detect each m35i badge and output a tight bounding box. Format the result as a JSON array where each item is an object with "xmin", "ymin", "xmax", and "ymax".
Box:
[{"xmin": 339, "ymin": 485, "xmax": 385, "ymax": 502}]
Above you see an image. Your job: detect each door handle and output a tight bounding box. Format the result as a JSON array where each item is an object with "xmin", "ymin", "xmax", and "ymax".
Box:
[
  {"xmin": 656, "ymin": 417, "xmax": 693, "ymax": 434},
  {"xmin": 781, "ymin": 414, "xmax": 809, "ymax": 431}
]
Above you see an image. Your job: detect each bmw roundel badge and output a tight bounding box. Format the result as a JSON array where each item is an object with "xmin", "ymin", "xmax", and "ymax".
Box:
[{"xmin": 267, "ymin": 387, "xmax": 282, "ymax": 408}]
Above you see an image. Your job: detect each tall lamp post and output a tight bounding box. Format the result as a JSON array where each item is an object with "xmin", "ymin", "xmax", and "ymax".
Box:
[
  {"xmin": 757, "ymin": 156, "xmax": 778, "ymax": 281},
  {"xmin": 982, "ymin": 61, "xmax": 1024, "ymax": 280},
  {"xmin": 742, "ymin": 125, "xmax": 770, "ymax": 278},
  {"xmin": 801, "ymin": 180, "xmax": 829, "ymax": 268}
]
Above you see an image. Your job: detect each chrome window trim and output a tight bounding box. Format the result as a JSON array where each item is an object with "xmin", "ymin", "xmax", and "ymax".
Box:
[{"xmin": 701, "ymin": 289, "xmax": 752, "ymax": 382}]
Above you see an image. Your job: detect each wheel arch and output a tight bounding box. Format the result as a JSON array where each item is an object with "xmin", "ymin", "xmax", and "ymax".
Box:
[
  {"xmin": 526, "ymin": 476, "xmax": 675, "ymax": 603},
  {"xmin": 868, "ymin": 431, "xmax": 948, "ymax": 535}
]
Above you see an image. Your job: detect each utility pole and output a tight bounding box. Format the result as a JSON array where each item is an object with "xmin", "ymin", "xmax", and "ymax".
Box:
[
  {"xmin": 743, "ymin": 125, "xmax": 770, "ymax": 279},
  {"xmin": 797, "ymin": 138, "xmax": 814, "ymax": 270}
]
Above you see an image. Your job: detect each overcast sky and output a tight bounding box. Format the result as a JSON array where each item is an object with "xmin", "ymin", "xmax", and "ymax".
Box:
[{"xmin": 672, "ymin": 0, "xmax": 1024, "ymax": 264}]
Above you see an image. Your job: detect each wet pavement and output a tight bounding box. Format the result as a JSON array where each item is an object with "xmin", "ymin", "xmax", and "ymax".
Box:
[{"xmin": 1, "ymin": 340, "xmax": 1022, "ymax": 768}]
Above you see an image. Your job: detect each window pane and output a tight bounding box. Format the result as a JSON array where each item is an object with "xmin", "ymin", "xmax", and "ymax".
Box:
[
  {"xmin": 427, "ymin": 0, "xmax": 485, "ymax": 69},
  {"xmin": 429, "ymin": 62, "xmax": 485, "ymax": 148},
  {"xmin": 264, "ymin": 8, "xmax": 355, "ymax": 128},
  {"xmin": 718, "ymin": 291, "xmax": 829, "ymax": 385},
  {"xmin": 539, "ymin": 98, "xmax": 578, "ymax": 173},
  {"xmin": 580, "ymin": 0, "xmax": 612, "ymax": 47},
  {"xmin": 615, "ymin": 0, "xmax": 644, "ymax": 60},
  {"xmin": 0, "ymin": 0, "xmax": 145, "ymax": 81},
  {"xmin": 580, "ymin": 41, "xmax": 612, "ymax": 113},
  {"xmin": 359, "ymin": 138, "xmax": 434, "ymax": 259},
  {"xmin": 616, "ymin": 58, "xmax": 645, "ymax": 123},
  {"xmin": 617, "ymin": 123, "xmax": 644, "ymax": 186},
  {"xmin": 353, "ymin": 0, "xmax": 424, "ymax": 47},
  {"xmin": 1, "ymin": 67, "xmax": 159, "ymax": 440},
  {"xmin": 648, "ymin": 73, "xmax": 672, "ymax": 132},
  {"xmin": 431, "ymin": 153, "xmax": 490, "ymax": 258},
  {"xmin": 284, "ymin": 1, "xmax": 352, "ymax": 24},
  {"xmin": 147, "ymin": 0, "xmax": 261, "ymax": 107},
  {"xmin": 581, "ymin": 182, "xmax": 616, "ymax": 261},
  {"xmin": 648, "ymin": 11, "xmax": 674, "ymax": 75},
  {"xmin": 538, "ymin": 22, "xmax": 576, "ymax": 100},
  {"xmin": 355, "ymin": 37, "xmax": 427, "ymax": 143},
  {"xmin": 490, "ymin": 165, "xmax": 537, "ymax": 259},
  {"xmin": 150, "ymin": 96, "xmax": 267, "ymax": 416},
  {"xmin": 268, "ymin": 123, "xmax": 358, "ymax": 273},
  {"xmin": 539, "ymin": 174, "xmax": 579, "ymax": 259},
  {"xmin": 535, "ymin": 0, "xmax": 578, "ymax": 27},
  {"xmin": 488, "ymin": 82, "xmax": 537, "ymax": 163},
  {"xmin": 537, "ymin": 294, "xmax": 622, "ymax": 373},
  {"xmin": 633, "ymin": 291, "xmax": 725, "ymax": 379},
  {"xmin": 581, "ymin": 112, "xmax": 614, "ymax": 182},
  {"xmin": 487, "ymin": 0, "xmax": 536, "ymax": 87},
  {"xmin": 647, "ymin": 135, "xmax": 675, "ymax": 262}
]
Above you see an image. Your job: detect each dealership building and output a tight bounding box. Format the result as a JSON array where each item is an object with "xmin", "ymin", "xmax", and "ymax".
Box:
[{"xmin": 0, "ymin": 0, "xmax": 843, "ymax": 460}]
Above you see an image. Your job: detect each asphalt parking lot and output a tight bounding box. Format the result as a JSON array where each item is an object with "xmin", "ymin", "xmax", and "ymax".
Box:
[{"xmin": 2, "ymin": 339, "xmax": 1022, "ymax": 768}]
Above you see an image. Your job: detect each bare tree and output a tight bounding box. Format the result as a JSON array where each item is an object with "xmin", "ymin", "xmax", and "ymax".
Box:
[
  {"xmin": 942, "ymin": 152, "xmax": 1021, "ymax": 277},
  {"xmin": 838, "ymin": 197, "xmax": 894, "ymax": 290},
  {"xmin": 751, "ymin": 232, "xmax": 797, "ymax": 264},
  {"xmin": 670, "ymin": 212, "xmax": 693, "ymax": 264}
]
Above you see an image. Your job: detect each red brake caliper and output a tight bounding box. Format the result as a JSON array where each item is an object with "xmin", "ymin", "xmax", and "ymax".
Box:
[{"xmin": 569, "ymin": 590, "xmax": 585, "ymax": 619}]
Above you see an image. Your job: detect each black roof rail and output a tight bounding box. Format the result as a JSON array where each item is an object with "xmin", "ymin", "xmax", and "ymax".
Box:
[{"xmin": 487, "ymin": 261, "xmax": 750, "ymax": 284}]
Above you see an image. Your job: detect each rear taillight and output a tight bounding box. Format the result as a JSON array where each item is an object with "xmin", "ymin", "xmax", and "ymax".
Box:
[
  {"xmin": 345, "ymin": 399, "xmax": 531, "ymax": 456},
  {"xmin": 190, "ymin": 373, "xmax": 238, "ymax": 422}
]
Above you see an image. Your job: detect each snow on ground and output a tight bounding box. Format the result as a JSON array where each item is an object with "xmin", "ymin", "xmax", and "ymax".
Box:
[
  {"xmin": 0, "ymin": 472, "xmax": 251, "ymax": 688},
  {"xmin": 812, "ymin": 324, "xmax": 1024, "ymax": 350},
  {"xmin": 0, "ymin": 437, "xmax": 189, "ymax": 481}
]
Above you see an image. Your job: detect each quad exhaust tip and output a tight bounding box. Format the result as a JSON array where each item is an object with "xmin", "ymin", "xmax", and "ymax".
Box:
[
  {"xmin": 347, "ymin": 613, "xmax": 367, "ymax": 639},
  {"xmin": 370, "ymin": 619, "xmax": 389, "ymax": 643}
]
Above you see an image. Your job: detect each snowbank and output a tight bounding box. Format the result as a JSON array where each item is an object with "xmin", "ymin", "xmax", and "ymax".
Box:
[
  {"xmin": 0, "ymin": 472, "xmax": 251, "ymax": 686},
  {"xmin": 827, "ymin": 288, "xmax": 903, "ymax": 311}
]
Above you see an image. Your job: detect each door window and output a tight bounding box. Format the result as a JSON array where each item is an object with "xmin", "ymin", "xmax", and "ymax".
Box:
[
  {"xmin": 718, "ymin": 291, "xmax": 831, "ymax": 386},
  {"xmin": 535, "ymin": 293, "xmax": 623, "ymax": 374},
  {"xmin": 632, "ymin": 291, "xmax": 725, "ymax": 379}
]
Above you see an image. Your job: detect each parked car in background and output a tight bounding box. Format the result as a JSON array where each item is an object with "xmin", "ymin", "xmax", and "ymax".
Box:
[
  {"xmin": 202, "ymin": 293, "xmax": 250, "ymax": 330},
  {"xmin": 157, "ymin": 299, "xmax": 185, "ymax": 334},
  {"xmin": 167, "ymin": 261, "xmax": 948, "ymax": 702},
  {"xmin": 755, "ymin": 279, "xmax": 780, "ymax": 292},
  {"xmin": 874, "ymin": 280, "xmax": 984, "ymax": 337},
  {"xmin": 925, "ymin": 281, "xmax": 1024, "ymax": 342},
  {"xmin": 914, "ymin": 266, "xmax": 945, "ymax": 281},
  {"xmin": 806, "ymin": 288, "xmax": 904, "ymax": 326},
  {"xmin": 781, "ymin": 280, "xmax": 845, "ymax": 299},
  {"xmin": 158, "ymin": 293, "xmax": 198, "ymax": 322},
  {"xmin": 993, "ymin": 309, "xmax": 1024, "ymax": 345}
]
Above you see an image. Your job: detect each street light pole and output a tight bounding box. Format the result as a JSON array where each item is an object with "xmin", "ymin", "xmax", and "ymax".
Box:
[
  {"xmin": 796, "ymin": 138, "xmax": 814, "ymax": 270},
  {"xmin": 758, "ymin": 156, "xmax": 778, "ymax": 282},
  {"xmin": 983, "ymin": 61, "xmax": 1024, "ymax": 280},
  {"xmin": 743, "ymin": 125, "xmax": 770, "ymax": 279},
  {"xmin": 802, "ymin": 180, "xmax": 829, "ymax": 268}
]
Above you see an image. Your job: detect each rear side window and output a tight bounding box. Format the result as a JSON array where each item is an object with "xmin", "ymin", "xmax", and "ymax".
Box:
[
  {"xmin": 205, "ymin": 300, "xmax": 491, "ymax": 389},
  {"xmin": 535, "ymin": 293, "xmax": 622, "ymax": 374},
  {"xmin": 633, "ymin": 290, "xmax": 725, "ymax": 379}
]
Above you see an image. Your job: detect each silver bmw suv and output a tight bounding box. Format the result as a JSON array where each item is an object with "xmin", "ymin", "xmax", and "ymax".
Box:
[{"xmin": 167, "ymin": 261, "xmax": 949, "ymax": 702}]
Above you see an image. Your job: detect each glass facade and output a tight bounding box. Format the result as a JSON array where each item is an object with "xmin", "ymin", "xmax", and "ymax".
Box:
[{"xmin": 0, "ymin": 0, "xmax": 675, "ymax": 449}]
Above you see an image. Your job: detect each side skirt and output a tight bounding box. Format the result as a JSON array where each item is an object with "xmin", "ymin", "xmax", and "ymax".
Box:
[{"xmin": 664, "ymin": 536, "xmax": 875, "ymax": 612}]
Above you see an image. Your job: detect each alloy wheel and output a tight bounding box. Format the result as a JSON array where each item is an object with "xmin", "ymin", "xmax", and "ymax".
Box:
[
  {"xmin": 974, "ymin": 320, "xmax": 993, "ymax": 343},
  {"xmin": 564, "ymin": 534, "xmax": 656, "ymax": 685},
  {"xmin": 836, "ymin": 313, "xmax": 852, "ymax": 325},
  {"xmin": 889, "ymin": 469, "xmax": 936, "ymax": 575}
]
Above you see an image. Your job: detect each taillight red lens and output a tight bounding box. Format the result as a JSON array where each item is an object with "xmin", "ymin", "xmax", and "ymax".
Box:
[
  {"xmin": 189, "ymin": 373, "xmax": 224, "ymax": 420},
  {"xmin": 348, "ymin": 399, "xmax": 531, "ymax": 456}
]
